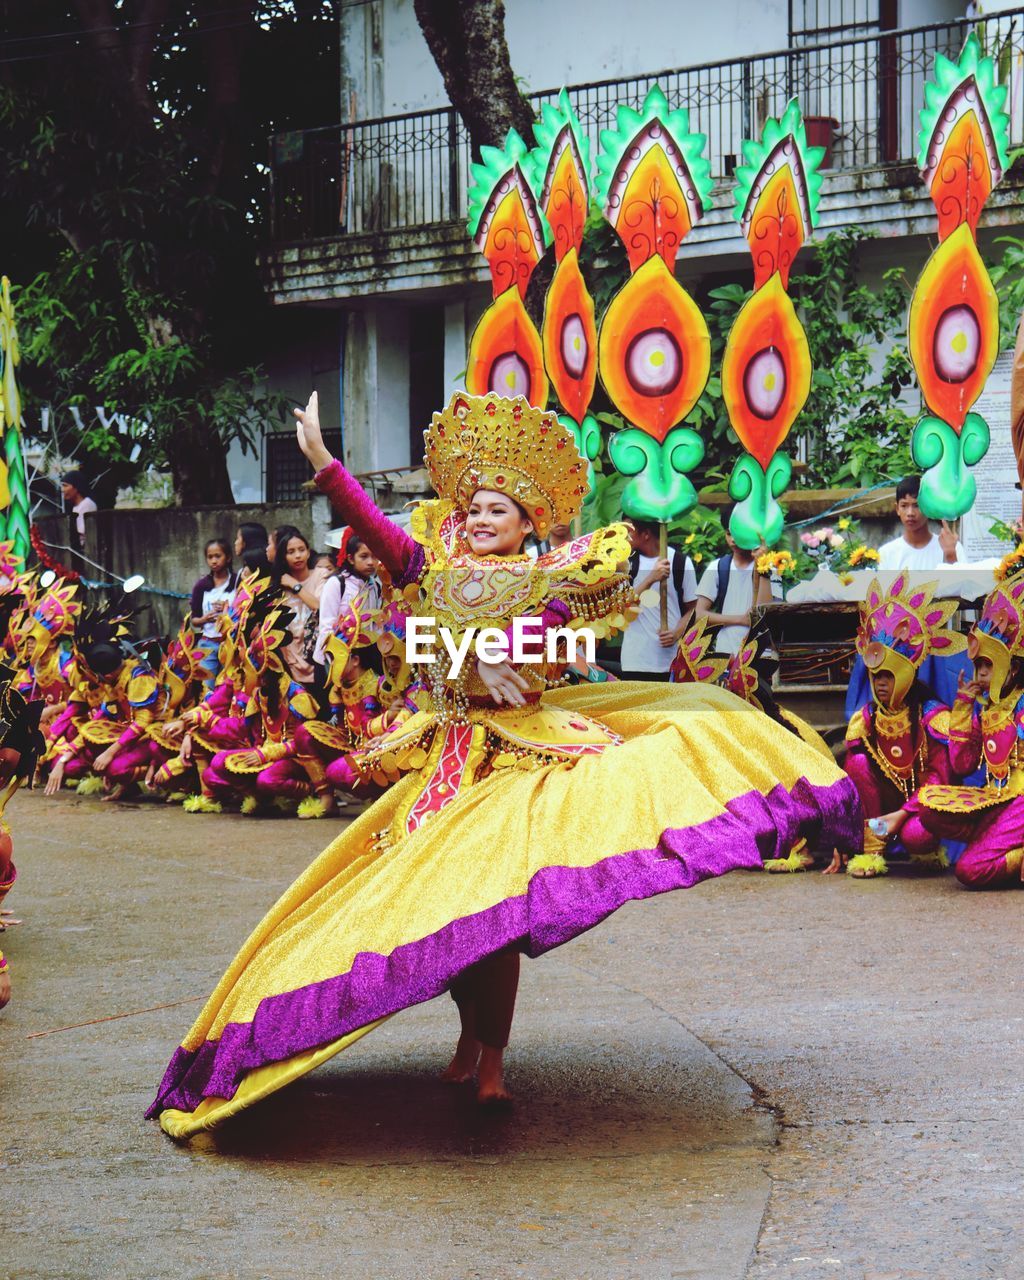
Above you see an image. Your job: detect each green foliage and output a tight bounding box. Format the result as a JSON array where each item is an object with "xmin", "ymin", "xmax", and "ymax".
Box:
[
  {"xmin": 989, "ymin": 234, "xmax": 1024, "ymax": 350},
  {"xmin": 0, "ymin": 2, "xmax": 339, "ymax": 501}
]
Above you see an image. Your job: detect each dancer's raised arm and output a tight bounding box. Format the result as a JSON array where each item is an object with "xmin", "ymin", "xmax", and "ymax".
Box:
[{"xmin": 294, "ymin": 392, "xmax": 416, "ymax": 579}]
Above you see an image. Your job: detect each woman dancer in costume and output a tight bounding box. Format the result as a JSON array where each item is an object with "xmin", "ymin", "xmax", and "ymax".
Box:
[
  {"xmin": 831, "ymin": 575, "xmax": 964, "ymax": 879},
  {"xmin": 914, "ymin": 568, "xmax": 1024, "ymax": 887},
  {"xmin": 149, "ymin": 391, "xmax": 859, "ymax": 1138}
]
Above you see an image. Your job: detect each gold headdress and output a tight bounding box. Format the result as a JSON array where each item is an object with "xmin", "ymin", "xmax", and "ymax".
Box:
[
  {"xmin": 969, "ymin": 567, "xmax": 1024, "ymax": 703},
  {"xmin": 857, "ymin": 574, "xmax": 966, "ymax": 709},
  {"xmin": 422, "ymin": 392, "xmax": 588, "ymax": 539},
  {"xmin": 669, "ymin": 618, "xmax": 728, "ymax": 685}
]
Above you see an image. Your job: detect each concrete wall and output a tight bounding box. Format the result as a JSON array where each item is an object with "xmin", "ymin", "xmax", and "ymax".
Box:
[
  {"xmin": 343, "ymin": 0, "xmax": 793, "ymax": 118},
  {"xmin": 36, "ymin": 495, "xmax": 334, "ymax": 637}
]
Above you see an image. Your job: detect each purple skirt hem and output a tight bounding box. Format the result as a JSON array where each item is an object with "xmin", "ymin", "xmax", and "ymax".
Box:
[{"xmin": 147, "ymin": 773, "xmax": 860, "ymax": 1118}]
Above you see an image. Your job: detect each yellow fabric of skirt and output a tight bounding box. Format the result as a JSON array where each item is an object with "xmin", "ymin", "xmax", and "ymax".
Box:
[{"xmin": 150, "ymin": 681, "xmax": 860, "ymax": 1137}]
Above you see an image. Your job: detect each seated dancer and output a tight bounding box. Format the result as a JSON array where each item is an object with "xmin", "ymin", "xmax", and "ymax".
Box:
[
  {"xmin": 154, "ymin": 575, "xmax": 270, "ymax": 806},
  {"xmin": 836, "ymin": 575, "xmax": 965, "ymax": 879},
  {"xmin": 914, "ymin": 568, "xmax": 1024, "ymax": 888},
  {"xmin": 148, "ymin": 391, "xmax": 859, "ymax": 1138},
  {"xmin": 293, "ymin": 602, "xmax": 387, "ymax": 818},
  {"xmin": 43, "ymin": 605, "xmax": 160, "ymax": 800},
  {"xmin": 143, "ymin": 621, "xmax": 206, "ymax": 798},
  {"xmin": 14, "ymin": 576, "xmax": 80, "ymax": 706},
  {"xmin": 197, "ymin": 597, "xmax": 319, "ymax": 815}
]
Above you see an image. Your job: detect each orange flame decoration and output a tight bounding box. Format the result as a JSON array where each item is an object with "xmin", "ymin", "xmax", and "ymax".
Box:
[
  {"xmin": 598, "ymin": 255, "xmax": 710, "ymax": 444},
  {"xmin": 737, "ymin": 141, "xmax": 817, "ymax": 290},
  {"xmin": 466, "ymin": 286, "xmax": 549, "ymax": 406},
  {"xmin": 466, "ymin": 132, "xmax": 550, "ymax": 407},
  {"xmin": 908, "ymin": 222, "xmax": 998, "ymax": 431},
  {"xmin": 594, "ymin": 87, "xmax": 713, "ymax": 445},
  {"xmin": 528, "ymin": 94, "xmax": 598, "ymax": 425},
  {"xmin": 905, "ymin": 35, "xmax": 1009, "ymax": 520},
  {"xmin": 720, "ymin": 102, "xmax": 823, "ymax": 548},
  {"xmin": 721, "ymin": 274, "xmax": 811, "ymax": 471},
  {"xmin": 918, "ymin": 35, "xmax": 1008, "ymax": 243},
  {"xmin": 542, "ymin": 250, "xmax": 597, "ymax": 425}
]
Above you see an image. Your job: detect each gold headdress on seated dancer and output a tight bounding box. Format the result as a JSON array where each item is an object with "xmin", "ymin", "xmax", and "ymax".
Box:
[
  {"xmin": 422, "ymin": 392, "xmax": 589, "ymax": 540},
  {"xmin": 856, "ymin": 573, "xmax": 966, "ymax": 710},
  {"xmin": 969, "ymin": 566, "xmax": 1024, "ymax": 703}
]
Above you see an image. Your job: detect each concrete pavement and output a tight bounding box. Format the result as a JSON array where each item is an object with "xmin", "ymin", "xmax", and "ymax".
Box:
[{"xmin": 1, "ymin": 788, "xmax": 1020, "ymax": 1280}]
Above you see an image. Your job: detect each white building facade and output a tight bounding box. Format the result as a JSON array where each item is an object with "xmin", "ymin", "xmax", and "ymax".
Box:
[{"xmin": 251, "ymin": 0, "xmax": 1024, "ymax": 500}]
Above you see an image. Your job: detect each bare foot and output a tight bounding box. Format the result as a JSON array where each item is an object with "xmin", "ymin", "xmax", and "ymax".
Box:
[
  {"xmin": 101, "ymin": 784, "xmax": 128, "ymax": 803},
  {"xmin": 0, "ymin": 909, "xmax": 22, "ymax": 929},
  {"xmin": 440, "ymin": 1032, "xmax": 481, "ymax": 1084},
  {"xmin": 822, "ymin": 850, "xmax": 846, "ymax": 875},
  {"xmin": 476, "ymin": 1045, "xmax": 512, "ymax": 1107}
]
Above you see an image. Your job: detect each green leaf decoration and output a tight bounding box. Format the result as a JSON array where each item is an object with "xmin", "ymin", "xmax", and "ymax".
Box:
[
  {"xmin": 917, "ymin": 32, "xmax": 1010, "ymax": 180},
  {"xmin": 593, "ymin": 85, "xmax": 713, "ymax": 223},
  {"xmin": 607, "ymin": 425, "xmax": 704, "ymax": 521},
  {"xmin": 732, "ymin": 99, "xmax": 825, "ymax": 233},
  {"xmin": 559, "ymin": 412, "xmax": 602, "ymax": 506},
  {"xmin": 466, "ymin": 128, "xmax": 539, "ymax": 244},
  {"xmin": 727, "ymin": 451, "xmax": 792, "ymax": 549},
  {"xmin": 0, "ymin": 278, "xmax": 30, "ymax": 559},
  {"xmin": 911, "ymin": 412, "xmax": 991, "ymax": 519},
  {"xmin": 525, "ymin": 88, "xmax": 592, "ymax": 248}
]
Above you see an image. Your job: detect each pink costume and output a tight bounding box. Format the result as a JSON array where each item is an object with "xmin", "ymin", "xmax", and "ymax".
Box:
[
  {"xmin": 916, "ymin": 568, "xmax": 1024, "ymax": 887},
  {"xmin": 842, "ymin": 573, "xmax": 966, "ymax": 875},
  {"xmin": 200, "ymin": 598, "xmax": 318, "ymax": 807},
  {"xmin": 845, "ymin": 697, "xmax": 952, "ymax": 858}
]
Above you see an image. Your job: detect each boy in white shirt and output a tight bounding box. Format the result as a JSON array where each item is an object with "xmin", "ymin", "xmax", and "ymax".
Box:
[
  {"xmin": 619, "ymin": 519, "xmax": 698, "ymax": 680},
  {"xmin": 695, "ymin": 507, "xmax": 771, "ymax": 655},
  {"xmin": 877, "ymin": 475, "xmax": 963, "ymax": 570}
]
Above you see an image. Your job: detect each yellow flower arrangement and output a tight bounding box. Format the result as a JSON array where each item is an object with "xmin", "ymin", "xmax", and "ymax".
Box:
[
  {"xmin": 847, "ymin": 545, "xmax": 880, "ymax": 568},
  {"xmin": 995, "ymin": 542, "xmax": 1024, "ymax": 582},
  {"xmin": 756, "ymin": 549, "xmax": 799, "ymax": 578}
]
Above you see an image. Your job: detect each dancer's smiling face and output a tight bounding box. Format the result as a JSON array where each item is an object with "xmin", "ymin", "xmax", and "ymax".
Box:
[{"xmin": 465, "ymin": 489, "xmax": 534, "ymax": 556}]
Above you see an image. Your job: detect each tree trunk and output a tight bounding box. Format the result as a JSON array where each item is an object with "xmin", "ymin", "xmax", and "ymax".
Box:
[
  {"xmin": 165, "ymin": 426, "xmax": 235, "ymax": 506},
  {"xmin": 413, "ymin": 0, "xmax": 535, "ymax": 156}
]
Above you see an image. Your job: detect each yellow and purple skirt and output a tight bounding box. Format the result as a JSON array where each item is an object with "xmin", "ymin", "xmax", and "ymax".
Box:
[{"xmin": 149, "ymin": 681, "xmax": 860, "ymax": 1137}]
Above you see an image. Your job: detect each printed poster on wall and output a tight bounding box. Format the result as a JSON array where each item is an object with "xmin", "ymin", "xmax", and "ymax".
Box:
[{"xmin": 961, "ymin": 349, "xmax": 1018, "ymax": 561}]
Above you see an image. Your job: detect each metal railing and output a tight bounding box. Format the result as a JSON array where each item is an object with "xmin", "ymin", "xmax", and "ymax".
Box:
[{"xmin": 268, "ymin": 9, "xmax": 1024, "ymax": 244}]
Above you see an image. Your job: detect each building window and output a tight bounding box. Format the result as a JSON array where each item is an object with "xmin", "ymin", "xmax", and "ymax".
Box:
[
  {"xmin": 789, "ymin": 0, "xmax": 884, "ymax": 42},
  {"xmin": 265, "ymin": 429, "xmax": 343, "ymax": 502}
]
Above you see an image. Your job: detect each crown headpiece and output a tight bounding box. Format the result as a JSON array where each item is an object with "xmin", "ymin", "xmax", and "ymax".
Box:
[
  {"xmin": 323, "ymin": 600, "xmax": 379, "ymax": 674},
  {"xmin": 969, "ymin": 567, "xmax": 1024, "ymax": 702},
  {"xmin": 31, "ymin": 581, "xmax": 80, "ymax": 640},
  {"xmin": 857, "ymin": 574, "xmax": 966, "ymax": 708},
  {"xmin": 240, "ymin": 599, "xmax": 294, "ymax": 688},
  {"xmin": 669, "ymin": 618, "xmax": 728, "ymax": 686},
  {"xmin": 723, "ymin": 637, "xmax": 762, "ymax": 707},
  {"xmin": 423, "ymin": 392, "xmax": 588, "ymax": 539}
]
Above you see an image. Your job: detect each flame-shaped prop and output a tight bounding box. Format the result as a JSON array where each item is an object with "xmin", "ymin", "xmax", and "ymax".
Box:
[
  {"xmin": 0, "ymin": 279, "xmax": 30, "ymax": 561},
  {"xmin": 722, "ymin": 101, "xmax": 823, "ymax": 548},
  {"xmin": 466, "ymin": 132, "xmax": 549, "ymax": 406},
  {"xmin": 594, "ymin": 84, "xmax": 713, "ymax": 541},
  {"xmin": 908, "ymin": 33, "xmax": 1009, "ymax": 518},
  {"xmin": 526, "ymin": 90, "xmax": 601, "ymax": 505}
]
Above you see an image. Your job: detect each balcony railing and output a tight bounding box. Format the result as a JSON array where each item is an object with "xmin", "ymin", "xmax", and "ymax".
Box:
[{"xmin": 268, "ymin": 9, "xmax": 1024, "ymax": 244}]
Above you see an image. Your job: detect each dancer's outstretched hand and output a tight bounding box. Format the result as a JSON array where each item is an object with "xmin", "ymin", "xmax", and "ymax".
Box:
[
  {"xmin": 44, "ymin": 759, "xmax": 66, "ymax": 796},
  {"xmin": 477, "ymin": 658, "xmax": 529, "ymax": 708},
  {"xmin": 294, "ymin": 391, "xmax": 334, "ymax": 472}
]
